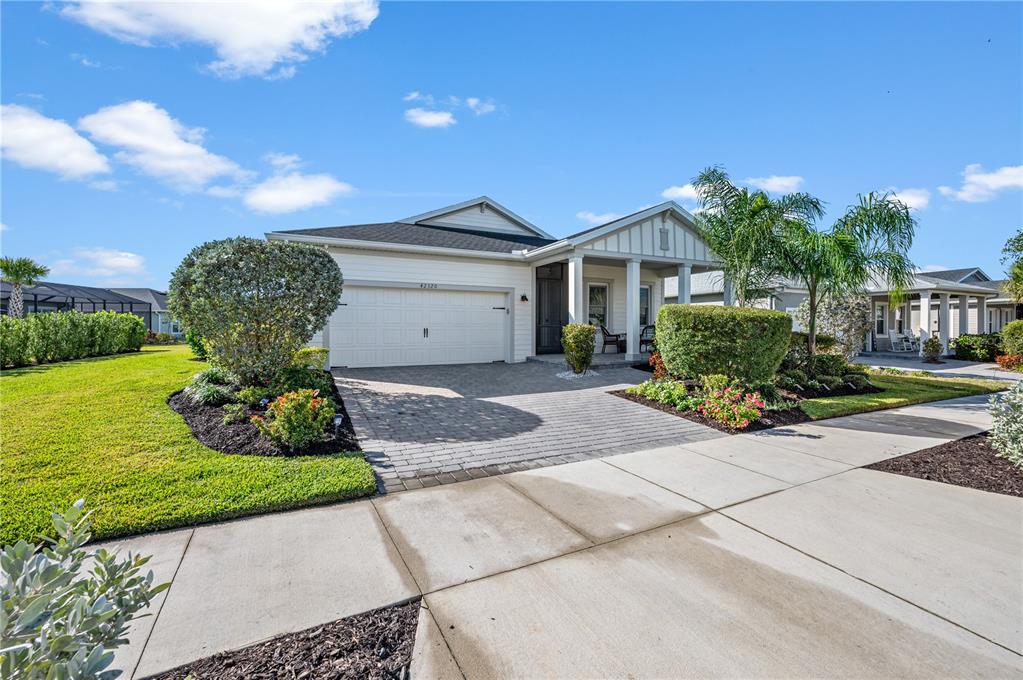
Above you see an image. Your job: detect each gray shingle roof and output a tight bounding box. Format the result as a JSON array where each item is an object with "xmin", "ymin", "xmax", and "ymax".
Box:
[
  {"xmin": 277, "ymin": 222, "xmax": 557, "ymax": 253},
  {"xmin": 920, "ymin": 268, "xmax": 983, "ymax": 283},
  {"xmin": 110, "ymin": 288, "xmax": 168, "ymax": 311}
]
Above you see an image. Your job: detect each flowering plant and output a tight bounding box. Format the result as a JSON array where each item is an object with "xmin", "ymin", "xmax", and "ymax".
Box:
[
  {"xmin": 252, "ymin": 388, "xmax": 334, "ymax": 451},
  {"xmin": 696, "ymin": 387, "xmax": 765, "ymax": 430}
]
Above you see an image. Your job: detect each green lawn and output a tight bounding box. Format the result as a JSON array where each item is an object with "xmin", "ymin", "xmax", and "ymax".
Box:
[
  {"xmin": 1, "ymin": 345, "xmax": 377, "ymax": 544},
  {"xmin": 798, "ymin": 373, "xmax": 1007, "ymax": 420}
]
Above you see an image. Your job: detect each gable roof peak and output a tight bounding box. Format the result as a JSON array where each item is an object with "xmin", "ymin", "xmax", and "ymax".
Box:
[{"xmin": 400, "ymin": 196, "xmax": 554, "ymax": 239}]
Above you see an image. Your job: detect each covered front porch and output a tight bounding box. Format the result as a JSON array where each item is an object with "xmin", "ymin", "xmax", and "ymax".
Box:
[
  {"xmin": 525, "ymin": 204, "xmax": 727, "ymax": 360},
  {"xmin": 866, "ymin": 279, "xmax": 997, "ymax": 356}
]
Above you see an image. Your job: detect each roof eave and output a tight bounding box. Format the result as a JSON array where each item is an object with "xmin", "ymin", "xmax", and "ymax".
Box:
[{"xmin": 266, "ymin": 231, "xmax": 529, "ymax": 261}]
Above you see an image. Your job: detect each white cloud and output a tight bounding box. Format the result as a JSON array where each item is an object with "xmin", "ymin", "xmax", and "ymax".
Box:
[
  {"xmin": 1, "ymin": 104, "xmax": 111, "ymax": 179},
  {"xmin": 49, "ymin": 246, "xmax": 146, "ymax": 284},
  {"xmin": 244, "ymin": 172, "xmax": 354, "ymax": 213},
  {"xmin": 466, "ymin": 97, "xmax": 496, "ymax": 116},
  {"xmin": 264, "ymin": 152, "xmax": 302, "ymax": 172},
  {"xmin": 403, "ymin": 90, "xmax": 423, "ymax": 102},
  {"xmin": 938, "ymin": 164, "xmax": 1023, "ymax": 203},
  {"xmin": 0, "ymin": 223, "xmax": 8, "ymax": 232},
  {"xmin": 404, "ymin": 107, "xmax": 456, "ymax": 128},
  {"xmin": 78, "ymin": 100, "xmax": 242, "ymax": 191},
  {"xmin": 888, "ymin": 187, "xmax": 930, "ymax": 211},
  {"xmin": 744, "ymin": 175, "xmax": 804, "ymax": 193},
  {"xmin": 919, "ymin": 264, "xmax": 951, "ymax": 273},
  {"xmin": 206, "ymin": 185, "xmax": 242, "ymax": 198},
  {"xmin": 61, "ymin": 0, "xmax": 378, "ymax": 79},
  {"xmin": 661, "ymin": 183, "xmax": 698, "ymax": 201},
  {"xmin": 90, "ymin": 179, "xmax": 119, "ymax": 191},
  {"xmin": 70, "ymin": 52, "xmax": 101, "ymax": 67},
  {"xmin": 576, "ymin": 210, "xmax": 623, "ymax": 226}
]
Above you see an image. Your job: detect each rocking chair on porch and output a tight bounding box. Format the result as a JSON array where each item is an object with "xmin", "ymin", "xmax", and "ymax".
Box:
[{"xmin": 598, "ymin": 325, "xmax": 625, "ymax": 353}]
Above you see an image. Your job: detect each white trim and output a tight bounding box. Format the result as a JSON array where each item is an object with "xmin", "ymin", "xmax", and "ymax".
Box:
[
  {"xmin": 585, "ymin": 280, "xmax": 611, "ymax": 328},
  {"xmin": 266, "ymin": 232, "xmax": 525, "ymax": 261},
  {"xmin": 400, "ymin": 196, "xmax": 554, "ymax": 239}
]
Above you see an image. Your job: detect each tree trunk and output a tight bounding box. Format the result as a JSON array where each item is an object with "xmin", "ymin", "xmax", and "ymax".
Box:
[
  {"xmin": 8, "ymin": 284, "xmax": 23, "ymax": 318},
  {"xmin": 806, "ymin": 286, "xmax": 818, "ymax": 373}
]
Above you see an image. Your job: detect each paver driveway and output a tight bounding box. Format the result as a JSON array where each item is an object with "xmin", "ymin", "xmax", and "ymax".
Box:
[{"xmin": 334, "ymin": 361, "xmax": 722, "ymax": 491}]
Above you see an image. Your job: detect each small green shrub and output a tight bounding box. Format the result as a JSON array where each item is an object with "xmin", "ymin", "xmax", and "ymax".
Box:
[
  {"xmin": 271, "ymin": 366, "xmax": 335, "ymax": 398},
  {"xmin": 237, "ymin": 386, "xmax": 273, "ymax": 407},
  {"xmin": 816, "ymin": 374, "xmax": 843, "ymax": 390},
  {"xmin": 781, "ymin": 332, "xmax": 838, "ymax": 371},
  {"xmin": 695, "ymin": 387, "xmax": 765, "ymax": 430},
  {"xmin": 185, "ymin": 329, "xmax": 208, "ymax": 360},
  {"xmin": 990, "ymin": 382, "xmax": 1022, "ymax": 469},
  {"xmin": 775, "ymin": 375, "xmax": 801, "ymax": 392},
  {"xmin": 145, "ymin": 331, "xmax": 178, "ymax": 345},
  {"xmin": 747, "ymin": 380, "xmax": 782, "ymax": 406},
  {"xmin": 0, "ymin": 500, "xmax": 168, "ymax": 679},
  {"xmin": 781, "ymin": 368, "xmax": 808, "ymax": 385},
  {"xmin": 292, "ymin": 347, "xmax": 330, "ymax": 370},
  {"xmin": 184, "ymin": 381, "xmax": 235, "ymax": 406},
  {"xmin": 950, "ymin": 333, "xmax": 1002, "ymax": 362},
  {"xmin": 656, "ymin": 305, "xmax": 791, "ymax": 383},
  {"xmin": 191, "ymin": 366, "xmax": 236, "ymax": 386},
  {"xmin": 922, "ymin": 336, "xmax": 944, "ymax": 362},
  {"xmin": 252, "ymin": 389, "xmax": 335, "ymax": 451},
  {"xmin": 842, "ymin": 373, "xmax": 871, "ymax": 390},
  {"xmin": 806, "ymin": 378, "xmax": 826, "ymax": 391},
  {"xmin": 1001, "ymin": 320, "xmax": 1023, "ymax": 357},
  {"xmin": 222, "ymin": 402, "xmax": 248, "ymax": 424},
  {"xmin": 810, "ymin": 353, "xmax": 850, "ymax": 378},
  {"xmin": 700, "ymin": 374, "xmax": 731, "ymax": 393},
  {"xmin": 627, "ymin": 379, "xmax": 701, "ymax": 411},
  {"xmin": 562, "ymin": 323, "xmax": 596, "ymax": 374}
]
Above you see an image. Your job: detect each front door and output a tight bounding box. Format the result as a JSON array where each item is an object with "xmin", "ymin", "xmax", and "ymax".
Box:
[{"xmin": 536, "ymin": 264, "xmax": 566, "ymax": 354}]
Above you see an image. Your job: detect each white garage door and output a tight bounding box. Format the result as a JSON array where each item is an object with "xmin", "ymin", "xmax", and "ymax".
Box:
[{"xmin": 328, "ymin": 286, "xmax": 509, "ymax": 368}]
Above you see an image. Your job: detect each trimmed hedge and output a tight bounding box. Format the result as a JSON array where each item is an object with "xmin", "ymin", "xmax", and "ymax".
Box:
[
  {"xmin": 562, "ymin": 323, "xmax": 596, "ymax": 374},
  {"xmin": 950, "ymin": 333, "xmax": 1002, "ymax": 362},
  {"xmin": 656, "ymin": 304, "xmax": 791, "ymax": 383},
  {"xmin": 1002, "ymin": 320, "xmax": 1023, "ymax": 357},
  {"xmin": 0, "ymin": 311, "xmax": 145, "ymax": 368}
]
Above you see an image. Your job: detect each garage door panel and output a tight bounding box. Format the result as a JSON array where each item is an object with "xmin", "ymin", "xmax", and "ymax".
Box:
[{"xmin": 328, "ymin": 286, "xmax": 508, "ymax": 368}]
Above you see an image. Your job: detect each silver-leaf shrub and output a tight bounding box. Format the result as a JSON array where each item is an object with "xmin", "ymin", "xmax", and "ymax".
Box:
[
  {"xmin": 1, "ymin": 500, "xmax": 169, "ymax": 679},
  {"xmin": 167, "ymin": 237, "xmax": 343, "ymax": 385},
  {"xmin": 990, "ymin": 381, "xmax": 1023, "ymax": 469}
]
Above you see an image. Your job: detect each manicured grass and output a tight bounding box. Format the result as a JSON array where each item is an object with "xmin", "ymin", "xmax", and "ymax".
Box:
[
  {"xmin": 1, "ymin": 345, "xmax": 376, "ymax": 544},
  {"xmin": 799, "ymin": 374, "xmax": 1007, "ymax": 420}
]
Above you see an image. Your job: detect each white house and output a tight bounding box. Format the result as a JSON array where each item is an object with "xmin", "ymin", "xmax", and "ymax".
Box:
[{"xmin": 267, "ymin": 196, "xmax": 724, "ymax": 368}]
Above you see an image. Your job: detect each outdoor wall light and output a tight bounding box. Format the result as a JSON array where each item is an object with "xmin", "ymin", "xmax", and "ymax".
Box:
[
  {"xmin": 333, "ymin": 414, "xmax": 345, "ymax": 433},
  {"xmin": 520, "ymin": 294, "xmax": 529, "ymax": 302}
]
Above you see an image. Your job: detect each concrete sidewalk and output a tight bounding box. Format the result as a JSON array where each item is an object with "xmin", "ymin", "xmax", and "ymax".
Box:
[{"xmin": 107, "ymin": 394, "xmax": 1021, "ymax": 678}]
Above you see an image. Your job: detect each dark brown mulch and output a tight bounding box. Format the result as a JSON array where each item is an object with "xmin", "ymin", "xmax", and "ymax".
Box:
[
  {"xmin": 153, "ymin": 599, "xmax": 421, "ymax": 680},
  {"xmin": 612, "ymin": 390, "xmax": 812, "ymax": 433},
  {"xmin": 867, "ymin": 433, "xmax": 1023, "ymax": 497},
  {"xmin": 168, "ymin": 371, "xmax": 360, "ymax": 456}
]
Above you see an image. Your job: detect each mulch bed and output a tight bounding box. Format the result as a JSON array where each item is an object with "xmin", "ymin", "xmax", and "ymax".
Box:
[
  {"xmin": 169, "ymin": 370, "xmax": 361, "ymax": 456},
  {"xmin": 153, "ymin": 599, "xmax": 421, "ymax": 680},
  {"xmin": 867, "ymin": 433, "xmax": 1023, "ymax": 497},
  {"xmin": 612, "ymin": 390, "xmax": 812, "ymax": 433}
]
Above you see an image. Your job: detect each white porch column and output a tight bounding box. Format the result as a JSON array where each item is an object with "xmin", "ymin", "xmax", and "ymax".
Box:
[
  {"xmin": 957, "ymin": 295, "xmax": 970, "ymax": 337},
  {"xmin": 918, "ymin": 292, "xmax": 932, "ymax": 356},
  {"xmin": 677, "ymin": 264, "xmax": 692, "ymax": 304},
  {"xmin": 722, "ymin": 275, "xmax": 735, "ymax": 306},
  {"xmin": 938, "ymin": 293, "xmax": 950, "ymax": 354},
  {"xmin": 903, "ymin": 300, "xmax": 912, "ymax": 333},
  {"xmin": 976, "ymin": 296, "xmax": 987, "ymax": 334},
  {"xmin": 567, "ymin": 254, "xmax": 584, "ymax": 324},
  {"xmin": 625, "ymin": 258, "xmax": 641, "ymax": 359}
]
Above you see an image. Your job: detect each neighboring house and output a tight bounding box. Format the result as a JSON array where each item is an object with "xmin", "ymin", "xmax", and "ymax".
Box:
[
  {"xmin": 664, "ymin": 273, "xmax": 809, "ymax": 321},
  {"xmin": 268, "ymin": 196, "xmax": 724, "ymax": 368},
  {"xmin": 864, "ymin": 267, "xmax": 1017, "ymax": 355},
  {"xmin": 111, "ymin": 288, "xmax": 183, "ymax": 337},
  {"xmin": 0, "ymin": 280, "xmax": 151, "ymax": 320}
]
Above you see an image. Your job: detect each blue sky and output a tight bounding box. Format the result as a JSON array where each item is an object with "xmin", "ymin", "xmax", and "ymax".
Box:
[{"xmin": 2, "ymin": 1, "xmax": 1021, "ymax": 288}]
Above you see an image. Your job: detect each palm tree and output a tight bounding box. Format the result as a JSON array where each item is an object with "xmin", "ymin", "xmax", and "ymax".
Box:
[
  {"xmin": 1, "ymin": 256, "xmax": 49, "ymax": 318},
  {"xmin": 692, "ymin": 167, "xmax": 824, "ymax": 307},
  {"xmin": 1001, "ymin": 228, "xmax": 1022, "ymax": 303},
  {"xmin": 775, "ymin": 193, "xmax": 916, "ymax": 363}
]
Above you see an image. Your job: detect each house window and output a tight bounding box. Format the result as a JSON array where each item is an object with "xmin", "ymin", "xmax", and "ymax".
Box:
[
  {"xmin": 640, "ymin": 286, "xmax": 651, "ymax": 325},
  {"xmin": 874, "ymin": 303, "xmax": 887, "ymax": 335},
  {"xmin": 588, "ymin": 284, "xmax": 608, "ymax": 328}
]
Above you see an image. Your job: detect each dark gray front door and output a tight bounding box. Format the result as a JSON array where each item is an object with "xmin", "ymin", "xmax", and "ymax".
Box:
[{"xmin": 536, "ymin": 264, "xmax": 566, "ymax": 354}]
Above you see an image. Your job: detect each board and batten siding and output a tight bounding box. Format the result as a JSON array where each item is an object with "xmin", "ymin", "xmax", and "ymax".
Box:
[
  {"xmin": 420, "ymin": 204, "xmax": 533, "ymax": 236},
  {"xmin": 310, "ymin": 247, "xmax": 534, "ymax": 362},
  {"xmin": 579, "ymin": 214, "xmax": 711, "ymax": 262}
]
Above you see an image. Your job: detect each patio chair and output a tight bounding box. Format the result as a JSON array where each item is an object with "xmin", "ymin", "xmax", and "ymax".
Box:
[
  {"xmin": 887, "ymin": 331, "xmax": 911, "ymax": 352},
  {"xmin": 598, "ymin": 325, "xmax": 625, "ymax": 353},
  {"xmin": 639, "ymin": 325, "xmax": 656, "ymax": 353}
]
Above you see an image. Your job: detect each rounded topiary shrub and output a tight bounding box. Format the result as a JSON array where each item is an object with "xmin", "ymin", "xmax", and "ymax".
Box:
[
  {"xmin": 656, "ymin": 304, "xmax": 791, "ymax": 383},
  {"xmin": 562, "ymin": 323, "xmax": 596, "ymax": 374},
  {"xmin": 1001, "ymin": 320, "xmax": 1023, "ymax": 357},
  {"xmin": 168, "ymin": 237, "xmax": 343, "ymax": 385}
]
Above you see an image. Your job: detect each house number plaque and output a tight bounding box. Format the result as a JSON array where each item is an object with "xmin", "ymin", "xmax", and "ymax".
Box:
[{"xmin": 419, "ymin": 283, "xmax": 439, "ymax": 289}]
